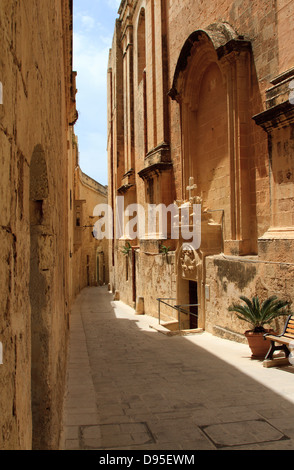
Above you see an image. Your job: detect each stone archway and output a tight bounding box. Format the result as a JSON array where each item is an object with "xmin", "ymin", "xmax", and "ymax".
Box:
[
  {"xmin": 29, "ymin": 144, "xmax": 52, "ymax": 449},
  {"xmin": 169, "ymin": 23, "xmax": 256, "ymax": 256},
  {"xmin": 174, "ymin": 30, "xmax": 230, "ymax": 244}
]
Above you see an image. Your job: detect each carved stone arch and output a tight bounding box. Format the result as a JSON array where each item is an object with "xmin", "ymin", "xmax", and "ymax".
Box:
[
  {"xmin": 177, "ymin": 36, "xmax": 230, "ymax": 242},
  {"xmin": 181, "ymin": 38, "xmax": 220, "ymax": 111},
  {"xmin": 30, "ymin": 144, "xmax": 49, "ymax": 202},
  {"xmin": 168, "ymin": 22, "xmax": 239, "ymax": 102},
  {"xmin": 136, "ymin": 6, "xmax": 146, "ymax": 85},
  {"xmin": 169, "ymin": 22, "xmax": 255, "ymax": 256}
]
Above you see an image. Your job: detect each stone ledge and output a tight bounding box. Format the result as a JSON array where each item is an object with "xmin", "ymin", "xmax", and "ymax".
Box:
[
  {"xmin": 213, "ymin": 325, "xmax": 247, "ymax": 344},
  {"xmin": 259, "ymin": 227, "xmax": 294, "ymax": 240},
  {"xmin": 150, "ymin": 323, "xmax": 203, "ymax": 336},
  {"xmin": 263, "ymin": 357, "xmax": 290, "ymax": 368}
]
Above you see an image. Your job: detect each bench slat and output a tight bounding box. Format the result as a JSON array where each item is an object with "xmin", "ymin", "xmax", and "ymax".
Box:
[
  {"xmin": 284, "ymin": 332, "xmax": 294, "ymax": 339},
  {"xmin": 264, "ymin": 316, "xmax": 294, "ymax": 362},
  {"xmin": 265, "ymin": 334, "xmax": 294, "ymax": 345}
]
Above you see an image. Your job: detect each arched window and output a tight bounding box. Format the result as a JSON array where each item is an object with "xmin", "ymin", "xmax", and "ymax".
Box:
[
  {"xmin": 137, "ymin": 8, "xmax": 146, "ymax": 85},
  {"xmin": 137, "ymin": 8, "xmax": 148, "ymax": 155}
]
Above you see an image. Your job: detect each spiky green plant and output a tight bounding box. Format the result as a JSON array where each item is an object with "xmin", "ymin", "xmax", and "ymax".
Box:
[
  {"xmin": 228, "ymin": 295, "xmax": 290, "ymax": 333},
  {"xmin": 160, "ymin": 244, "xmax": 170, "ymax": 255},
  {"xmin": 121, "ymin": 241, "xmax": 132, "ymax": 255}
]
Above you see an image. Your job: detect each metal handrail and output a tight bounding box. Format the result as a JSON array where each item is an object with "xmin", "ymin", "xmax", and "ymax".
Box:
[
  {"xmin": 157, "ymin": 298, "xmax": 199, "ymax": 331},
  {"xmin": 156, "ymin": 298, "xmax": 177, "ymax": 325}
]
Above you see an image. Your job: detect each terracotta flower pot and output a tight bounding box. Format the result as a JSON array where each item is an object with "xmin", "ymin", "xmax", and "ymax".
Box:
[{"xmin": 245, "ymin": 329, "xmax": 275, "ymax": 358}]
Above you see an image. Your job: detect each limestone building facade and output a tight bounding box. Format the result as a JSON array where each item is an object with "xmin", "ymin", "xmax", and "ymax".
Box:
[
  {"xmin": 0, "ymin": 0, "xmax": 107, "ymax": 450},
  {"xmin": 108, "ymin": 1, "xmax": 294, "ymax": 336},
  {"xmin": 71, "ymin": 163, "xmax": 109, "ymax": 296}
]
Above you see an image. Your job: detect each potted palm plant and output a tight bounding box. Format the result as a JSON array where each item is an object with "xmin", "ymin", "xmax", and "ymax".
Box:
[{"xmin": 228, "ymin": 295, "xmax": 290, "ymax": 358}]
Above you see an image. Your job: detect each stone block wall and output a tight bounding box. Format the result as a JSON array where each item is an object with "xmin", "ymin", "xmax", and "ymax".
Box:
[
  {"xmin": 109, "ymin": 1, "xmax": 294, "ymax": 342},
  {"xmin": 205, "ymin": 254, "xmax": 294, "ymax": 341},
  {"xmin": 0, "ymin": 0, "xmax": 74, "ymax": 450},
  {"xmin": 72, "ymin": 169, "xmax": 109, "ymax": 295}
]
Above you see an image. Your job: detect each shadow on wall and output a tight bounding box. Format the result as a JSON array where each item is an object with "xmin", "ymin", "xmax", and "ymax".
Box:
[{"xmin": 29, "ymin": 144, "xmax": 52, "ymax": 450}]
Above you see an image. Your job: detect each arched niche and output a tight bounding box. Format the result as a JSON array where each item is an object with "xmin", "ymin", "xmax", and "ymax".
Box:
[
  {"xmin": 137, "ymin": 8, "xmax": 146, "ymax": 85},
  {"xmin": 169, "ymin": 24, "xmax": 256, "ymax": 256},
  {"xmin": 169, "ymin": 23, "xmax": 238, "ymax": 101}
]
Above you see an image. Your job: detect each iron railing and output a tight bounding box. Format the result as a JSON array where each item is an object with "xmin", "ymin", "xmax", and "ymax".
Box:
[{"xmin": 157, "ymin": 298, "xmax": 199, "ymax": 332}]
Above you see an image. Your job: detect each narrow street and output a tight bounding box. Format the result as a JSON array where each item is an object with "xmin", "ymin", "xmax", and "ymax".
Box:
[{"xmin": 61, "ymin": 287, "xmax": 294, "ymax": 451}]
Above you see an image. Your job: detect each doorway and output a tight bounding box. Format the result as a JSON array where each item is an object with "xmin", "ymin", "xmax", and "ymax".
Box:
[
  {"xmin": 189, "ymin": 281, "xmax": 198, "ymax": 329},
  {"xmin": 97, "ymin": 255, "xmax": 100, "ymax": 284},
  {"xmin": 87, "ymin": 255, "xmax": 90, "ymax": 286},
  {"xmin": 96, "ymin": 250, "xmax": 105, "ymax": 285},
  {"xmin": 132, "ymin": 249, "xmax": 136, "ymax": 303}
]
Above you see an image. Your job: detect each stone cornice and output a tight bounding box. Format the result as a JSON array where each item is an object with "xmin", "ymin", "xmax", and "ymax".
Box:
[
  {"xmin": 253, "ymin": 101, "xmax": 294, "ymax": 131},
  {"xmin": 138, "ymin": 162, "xmax": 173, "ymax": 181},
  {"xmin": 78, "ymin": 167, "xmax": 108, "ymax": 197},
  {"xmin": 253, "ymin": 67, "xmax": 294, "ymax": 131}
]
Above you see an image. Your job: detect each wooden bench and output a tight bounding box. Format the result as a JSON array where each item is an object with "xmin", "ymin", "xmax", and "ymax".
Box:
[{"xmin": 263, "ymin": 315, "xmax": 294, "ymax": 367}]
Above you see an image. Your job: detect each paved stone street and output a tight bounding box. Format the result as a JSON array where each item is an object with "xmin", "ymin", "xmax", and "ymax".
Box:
[{"xmin": 61, "ymin": 286, "xmax": 294, "ymax": 451}]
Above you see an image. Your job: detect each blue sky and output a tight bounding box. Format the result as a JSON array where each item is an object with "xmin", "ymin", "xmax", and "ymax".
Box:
[{"xmin": 73, "ymin": 0, "xmax": 120, "ymax": 186}]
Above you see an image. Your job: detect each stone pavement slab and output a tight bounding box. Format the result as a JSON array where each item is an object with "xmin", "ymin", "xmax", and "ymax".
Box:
[{"xmin": 61, "ymin": 286, "xmax": 294, "ymax": 451}]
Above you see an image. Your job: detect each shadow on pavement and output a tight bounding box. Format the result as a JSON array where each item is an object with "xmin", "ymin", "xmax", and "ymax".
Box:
[{"xmin": 63, "ymin": 286, "xmax": 294, "ymax": 450}]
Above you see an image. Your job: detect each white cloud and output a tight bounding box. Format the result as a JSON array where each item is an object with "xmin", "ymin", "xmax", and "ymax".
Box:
[
  {"xmin": 73, "ymin": 0, "xmax": 119, "ymax": 185},
  {"xmin": 106, "ymin": 0, "xmax": 121, "ymax": 10},
  {"xmin": 80, "ymin": 14, "xmax": 95, "ymax": 31},
  {"xmin": 73, "ymin": 28, "xmax": 110, "ymax": 184},
  {"xmin": 74, "ymin": 31, "xmax": 109, "ymax": 90}
]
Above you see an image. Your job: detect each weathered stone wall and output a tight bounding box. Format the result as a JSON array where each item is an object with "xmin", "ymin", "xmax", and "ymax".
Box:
[
  {"xmin": 182, "ymin": 1, "xmax": 291, "ymax": 235},
  {"xmin": 166, "ymin": 0, "xmax": 294, "ymax": 241},
  {"xmin": 72, "ymin": 169, "xmax": 109, "ymax": 296},
  {"xmin": 109, "ymin": 1, "xmax": 294, "ymax": 340},
  {"xmin": 0, "ymin": 0, "xmax": 74, "ymax": 450},
  {"xmin": 114, "ymin": 239, "xmax": 177, "ymax": 319},
  {"xmin": 136, "ymin": 247, "xmax": 177, "ymax": 320},
  {"xmin": 205, "ymin": 255, "xmax": 294, "ymax": 341}
]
